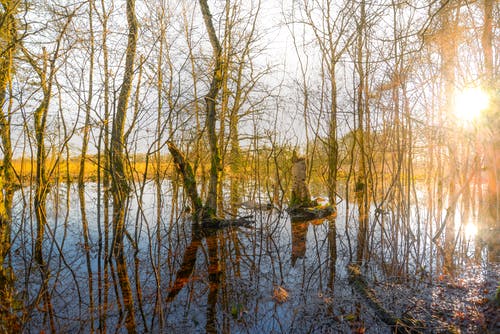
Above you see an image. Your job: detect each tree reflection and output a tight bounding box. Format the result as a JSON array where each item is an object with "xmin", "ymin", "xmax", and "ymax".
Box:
[
  {"xmin": 165, "ymin": 224, "xmax": 203, "ymax": 303},
  {"xmin": 290, "ymin": 217, "xmax": 337, "ymax": 289},
  {"xmin": 166, "ymin": 222, "xmax": 222, "ymax": 333},
  {"xmin": 290, "ymin": 219, "xmax": 308, "ymax": 267}
]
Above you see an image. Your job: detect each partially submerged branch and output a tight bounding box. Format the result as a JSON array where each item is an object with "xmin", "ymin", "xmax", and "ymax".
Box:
[
  {"xmin": 167, "ymin": 141, "xmax": 203, "ymax": 215},
  {"xmin": 167, "ymin": 141, "xmax": 254, "ymax": 227},
  {"xmin": 348, "ymin": 264, "xmax": 423, "ymax": 334}
]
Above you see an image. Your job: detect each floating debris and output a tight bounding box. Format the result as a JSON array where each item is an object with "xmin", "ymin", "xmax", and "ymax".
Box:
[{"xmin": 273, "ymin": 286, "xmax": 289, "ymax": 303}]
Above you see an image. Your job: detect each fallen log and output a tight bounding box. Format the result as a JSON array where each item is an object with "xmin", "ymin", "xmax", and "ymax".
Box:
[
  {"xmin": 347, "ymin": 264, "xmax": 424, "ymax": 334},
  {"xmin": 200, "ymin": 216, "xmax": 254, "ymax": 229}
]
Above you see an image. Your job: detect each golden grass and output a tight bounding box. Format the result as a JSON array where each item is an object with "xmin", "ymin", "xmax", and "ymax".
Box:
[{"xmin": 10, "ymin": 157, "xmax": 175, "ymax": 184}]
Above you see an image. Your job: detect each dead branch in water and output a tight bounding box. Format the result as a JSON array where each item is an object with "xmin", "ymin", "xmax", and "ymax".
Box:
[{"xmin": 348, "ymin": 264, "xmax": 424, "ymax": 334}]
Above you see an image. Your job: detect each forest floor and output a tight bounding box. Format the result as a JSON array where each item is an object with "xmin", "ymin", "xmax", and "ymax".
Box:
[{"xmin": 372, "ymin": 263, "xmax": 500, "ymax": 333}]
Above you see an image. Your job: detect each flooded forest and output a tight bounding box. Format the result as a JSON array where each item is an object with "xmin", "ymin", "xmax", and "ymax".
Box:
[{"xmin": 0, "ymin": 0, "xmax": 499, "ymax": 333}]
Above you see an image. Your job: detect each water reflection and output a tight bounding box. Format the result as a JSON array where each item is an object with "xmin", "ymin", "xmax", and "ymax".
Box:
[
  {"xmin": 165, "ymin": 223, "xmax": 203, "ymax": 303},
  {"xmin": 290, "ymin": 218, "xmax": 329, "ymax": 267},
  {"xmin": 165, "ymin": 222, "xmax": 222, "ymax": 333},
  {"xmin": 7, "ymin": 183, "xmax": 499, "ymax": 333},
  {"xmin": 290, "ymin": 219, "xmax": 308, "ymax": 267}
]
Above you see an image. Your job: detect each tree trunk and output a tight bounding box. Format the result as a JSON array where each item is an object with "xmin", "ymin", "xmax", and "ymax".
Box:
[
  {"xmin": 199, "ymin": 0, "xmax": 223, "ymax": 217},
  {"xmin": 110, "ymin": 0, "xmax": 138, "ymax": 332},
  {"xmin": 31, "ymin": 48, "xmax": 56, "ymax": 334},
  {"xmin": 99, "ymin": 1, "xmax": 112, "ymax": 330},
  {"xmin": 167, "ymin": 141, "xmax": 203, "ymax": 215},
  {"xmin": 439, "ymin": 0, "xmax": 458, "ymax": 274},
  {"xmin": 348, "ymin": 264, "xmax": 423, "ymax": 333},
  {"xmin": 78, "ymin": 1, "xmax": 95, "ymax": 330},
  {"xmin": 355, "ymin": 0, "xmax": 369, "ymax": 265},
  {"xmin": 482, "ymin": 0, "xmax": 499, "ymax": 261},
  {"xmin": 328, "ymin": 75, "xmax": 338, "ymax": 206},
  {"xmin": 0, "ymin": 1, "xmax": 19, "ymax": 330},
  {"xmin": 290, "ymin": 151, "xmax": 312, "ymax": 208}
]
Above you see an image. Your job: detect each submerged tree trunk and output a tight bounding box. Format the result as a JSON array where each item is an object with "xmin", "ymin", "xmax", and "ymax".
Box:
[
  {"xmin": 481, "ymin": 0, "xmax": 499, "ymax": 261},
  {"xmin": 110, "ymin": 0, "xmax": 138, "ymax": 332},
  {"xmin": 354, "ymin": 0, "xmax": 369, "ymax": 265},
  {"xmin": 0, "ymin": 1, "xmax": 19, "ymax": 330},
  {"xmin": 440, "ymin": 0, "xmax": 458, "ymax": 274},
  {"xmin": 78, "ymin": 1, "xmax": 95, "ymax": 330},
  {"xmin": 30, "ymin": 47, "xmax": 56, "ymax": 334},
  {"xmin": 348, "ymin": 264, "xmax": 423, "ymax": 333},
  {"xmin": 25, "ymin": 11, "xmax": 75, "ymax": 324}
]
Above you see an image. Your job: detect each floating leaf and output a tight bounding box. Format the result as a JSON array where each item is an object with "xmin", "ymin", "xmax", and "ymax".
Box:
[
  {"xmin": 354, "ymin": 326, "xmax": 366, "ymax": 334},
  {"xmin": 273, "ymin": 286, "xmax": 289, "ymax": 303}
]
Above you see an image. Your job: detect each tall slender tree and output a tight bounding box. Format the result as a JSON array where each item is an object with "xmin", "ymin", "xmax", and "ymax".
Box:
[
  {"xmin": 78, "ymin": 1, "xmax": 95, "ymax": 331},
  {"xmin": 110, "ymin": 0, "xmax": 138, "ymax": 332},
  {"xmin": 0, "ymin": 1, "xmax": 20, "ymax": 330},
  {"xmin": 199, "ymin": 0, "xmax": 224, "ymax": 217}
]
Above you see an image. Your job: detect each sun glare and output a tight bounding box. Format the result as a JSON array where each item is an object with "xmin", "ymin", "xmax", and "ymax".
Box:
[
  {"xmin": 454, "ymin": 88, "xmax": 490, "ymax": 122},
  {"xmin": 464, "ymin": 222, "xmax": 478, "ymax": 239}
]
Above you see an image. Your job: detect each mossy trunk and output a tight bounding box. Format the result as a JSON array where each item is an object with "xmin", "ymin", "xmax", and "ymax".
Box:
[
  {"xmin": 167, "ymin": 141, "xmax": 203, "ymax": 216},
  {"xmin": 290, "ymin": 152, "xmax": 312, "ymax": 208},
  {"xmin": 0, "ymin": 1, "xmax": 19, "ymax": 330},
  {"xmin": 199, "ymin": 0, "xmax": 223, "ymax": 217}
]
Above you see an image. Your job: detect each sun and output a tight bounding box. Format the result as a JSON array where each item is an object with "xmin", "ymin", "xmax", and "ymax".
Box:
[
  {"xmin": 464, "ymin": 222, "xmax": 478, "ymax": 239},
  {"xmin": 454, "ymin": 87, "xmax": 490, "ymax": 122}
]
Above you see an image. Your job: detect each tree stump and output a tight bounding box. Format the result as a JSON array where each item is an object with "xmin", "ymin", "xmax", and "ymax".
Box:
[
  {"xmin": 290, "ymin": 151, "xmax": 313, "ymax": 208},
  {"xmin": 288, "ymin": 151, "xmax": 335, "ymax": 220}
]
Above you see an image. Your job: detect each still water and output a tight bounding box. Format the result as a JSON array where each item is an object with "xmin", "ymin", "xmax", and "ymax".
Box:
[{"xmin": 9, "ymin": 182, "xmax": 499, "ymax": 333}]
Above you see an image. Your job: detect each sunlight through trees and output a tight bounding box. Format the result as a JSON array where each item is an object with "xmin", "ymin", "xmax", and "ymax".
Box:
[{"xmin": 0, "ymin": 0, "xmax": 498, "ymax": 332}]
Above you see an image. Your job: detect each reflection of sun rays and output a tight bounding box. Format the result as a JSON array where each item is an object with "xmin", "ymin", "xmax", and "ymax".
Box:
[{"xmin": 454, "ymin": 87, "xmax": 490, "ymax": 122}]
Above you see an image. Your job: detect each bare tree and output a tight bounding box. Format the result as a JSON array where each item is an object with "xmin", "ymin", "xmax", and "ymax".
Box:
[
  {"xmin": 0, "ymin": 1, "xmax": 20, "ymax": 331},
  {"xmin": 109, "ymin": 0, "xmax": 138, "ymax": 332},
  {"xmin": 199, "ymin": 0, "xmax": 224, "ymax": 217},
  {"xmin": 78, "ymin": 1, "xmax": 95, "ymax": 331},
  {"xmin": 22, "ymin": 6, "xmax": 76, "ymax": 329}
]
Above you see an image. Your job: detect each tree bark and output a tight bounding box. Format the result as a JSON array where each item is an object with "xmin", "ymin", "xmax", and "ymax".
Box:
[
  {"xmin": 290, "ymin": 151, "xmax": 312, "ymax": 208},
  {"xmin": 0, "ymin": 1, "xmax": 19, "ymax": 330},
  {"xmin": 355, "ymin": 0, "xmax": 369, "ymax": 265},
  {"xmin": 439, "ymin": 0, "xmax": 458, "ymax": 274},
  {"xmin": 199, "ymin": 0, "xmax": 223, "ymax": 217},
  {"xmin": 167, "ymin": 141, "xmax": 203, "ymax": 215},
  {"xmin": 78, "ymin": 1, "xmax": 95, "ymax": 330},
  {"xmin": 110, "ymin": 0, "xmax": 138, "ymax": 332}
]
